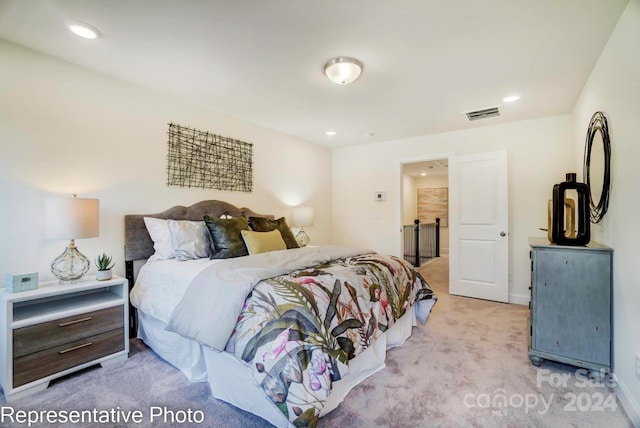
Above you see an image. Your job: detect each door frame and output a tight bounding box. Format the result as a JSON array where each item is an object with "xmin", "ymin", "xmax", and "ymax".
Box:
[{"xmin": 395, "ymin": 152, "xmax": 454, "ymax": 260}]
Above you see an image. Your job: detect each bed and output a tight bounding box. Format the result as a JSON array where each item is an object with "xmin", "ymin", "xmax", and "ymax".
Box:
[{"xmin": 125, "ymin": 200, "xmax": 436, "ymax": 427}]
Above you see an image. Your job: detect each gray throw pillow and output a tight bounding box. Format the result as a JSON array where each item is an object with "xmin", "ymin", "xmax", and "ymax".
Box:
[{"xmin": 167, "ymin": 220, "xmax": 212, "ymax": 261}]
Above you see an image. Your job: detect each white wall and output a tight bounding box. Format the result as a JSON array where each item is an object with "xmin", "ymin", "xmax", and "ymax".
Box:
[
  {"xmin": 415, "ymin": 174, "xmax": 450, "ymax": 253},
  {"xmin": 0, "ymin": 41, "xmax": 332, "ymax": 282},
  {"xmin": 402, "ymin": 174, "xmax": 417, "ymax": 225},
  {"xmin": 571, "ymin": 0, "xmax": 640, "ymax": 423},
  {"xmin": 333, "ymin": 115, "xmax": 574, "ymax": 303}
]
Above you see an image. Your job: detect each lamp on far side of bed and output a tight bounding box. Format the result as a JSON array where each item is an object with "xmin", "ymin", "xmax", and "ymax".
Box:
[
  {"xmin": 292, "ymin": 206, "xmax": 314, "ymax": 247},
  {"xmin": 45, "ymin": 195, "xmax": 99, "ymax": 283}
]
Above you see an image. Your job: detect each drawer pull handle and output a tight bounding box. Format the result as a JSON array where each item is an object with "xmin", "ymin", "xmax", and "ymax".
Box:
[
  {"xmin": 59, "ymin": 342, "xmax": 93, "ymax": 354},
  {"xmin": 58, "ymin": 316, "xmax": 93, "ymax": 327}
]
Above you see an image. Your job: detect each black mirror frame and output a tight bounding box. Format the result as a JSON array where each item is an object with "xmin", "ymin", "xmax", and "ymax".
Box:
[{"xmin": 583, "ymin": 111, "xmax": 611, "ymax": 224}]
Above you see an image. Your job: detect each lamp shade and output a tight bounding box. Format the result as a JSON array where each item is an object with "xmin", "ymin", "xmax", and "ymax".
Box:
[
  {"xmin": 45, "ymin": 197, "xmax": 99, "ymax": 240},
  {"xmin": 323, "ymin": 57, "xmax": 363, "ymax": 85},
  {"xmin": 292, "ymin": 206, "xmax": 314, "ymax": 228}
]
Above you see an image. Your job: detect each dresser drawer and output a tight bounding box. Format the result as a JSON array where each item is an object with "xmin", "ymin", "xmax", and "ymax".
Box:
[
  {"xmin": 13, "ymin": 329, "xmax": 124, "ymax": 387},
  {"xmin": 13, "ymin": 306, "xmax": 124, "ymax": 358}
]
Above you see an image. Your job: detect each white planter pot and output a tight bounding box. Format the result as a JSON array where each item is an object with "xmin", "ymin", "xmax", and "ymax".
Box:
[{"xmin": 96, "ymin": 269, "xmax": 112, "ymax": 281}]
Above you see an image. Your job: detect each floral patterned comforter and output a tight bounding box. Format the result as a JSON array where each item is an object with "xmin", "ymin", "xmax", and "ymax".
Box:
[{"xmin": 225, "ymin": 252, "xmax": 435, "ymax": 427}]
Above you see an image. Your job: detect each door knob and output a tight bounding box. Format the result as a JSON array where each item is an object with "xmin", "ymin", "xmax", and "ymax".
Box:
[{"xmin": 500, "ymin": 231, "xmax": 506, "ymax": 237}]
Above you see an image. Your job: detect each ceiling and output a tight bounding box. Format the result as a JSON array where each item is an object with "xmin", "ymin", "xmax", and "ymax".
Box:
[
  {"xmin": 403, "ymin": 160, "xmax": 448, "ymax": 178},
  {"xmin": 0, "ymin": 0, "xmax": 629, "ymax": 148}
]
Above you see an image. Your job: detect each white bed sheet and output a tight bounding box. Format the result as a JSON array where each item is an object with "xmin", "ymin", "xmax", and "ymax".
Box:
[
  {"xmin": 130, "ymin": 258, "xmax": 220, "ymax": 323},
  {"xmin": 130, "ymin": 258, "xmax": 218, "ymax": 383}
]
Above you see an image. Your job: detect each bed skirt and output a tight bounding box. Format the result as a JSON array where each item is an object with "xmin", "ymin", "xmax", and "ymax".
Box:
[{"xmin": 136, "ymin": 311, "xmax": 208, "ymax": 382}]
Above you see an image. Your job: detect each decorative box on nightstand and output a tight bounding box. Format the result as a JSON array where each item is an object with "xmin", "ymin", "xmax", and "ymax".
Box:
[{"xmin": 0, "ymin": 275, "xmax": 129, "ymax": 402}]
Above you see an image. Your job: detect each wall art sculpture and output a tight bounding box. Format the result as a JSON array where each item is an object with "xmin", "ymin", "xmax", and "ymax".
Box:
[{"xmin": 166, "ymin": 123, "xmax": 253, "ymax": 192}]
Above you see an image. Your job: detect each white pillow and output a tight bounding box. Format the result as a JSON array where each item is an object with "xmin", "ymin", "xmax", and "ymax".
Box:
[
  {"xmin": 167, "ymin": 219, "xmax": 211, "ymax": 261},
  {"xmin": 144, "ymin": 217, "xmax": 175, "ymax": 262}
]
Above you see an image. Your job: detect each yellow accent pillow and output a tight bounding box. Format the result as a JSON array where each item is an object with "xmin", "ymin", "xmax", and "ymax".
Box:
[{"xmin": 240, "ymin": 229, "xmax": 287, "ymax": 255}]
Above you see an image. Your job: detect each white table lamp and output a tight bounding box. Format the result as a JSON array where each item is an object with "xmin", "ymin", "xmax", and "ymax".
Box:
[
  {"xmin": 45, "ymin": 195, "xmax": 99, "ymax": 282},
  {"xmin": 292, "ymin": 206, "xmax": 314, "ymax": 247}
]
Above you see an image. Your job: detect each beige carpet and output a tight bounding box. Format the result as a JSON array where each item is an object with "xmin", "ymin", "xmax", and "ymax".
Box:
[{"xmin": 322, "ymin": 255, "xmax": 633, "ymax": 427}]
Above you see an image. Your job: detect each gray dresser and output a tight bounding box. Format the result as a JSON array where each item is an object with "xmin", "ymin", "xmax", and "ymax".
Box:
[{"xmin": 528, "ymin": 238, "xmax": 612, "ymax": 376}]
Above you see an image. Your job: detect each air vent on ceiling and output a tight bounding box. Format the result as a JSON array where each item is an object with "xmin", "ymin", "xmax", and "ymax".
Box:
[{"xmin": 465, "ymin": 106, "xmax": 500, "ymax": 121}]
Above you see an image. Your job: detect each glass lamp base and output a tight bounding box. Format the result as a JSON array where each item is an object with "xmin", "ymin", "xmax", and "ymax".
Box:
[
  {"xmin": 295, "ymin": 229, "xmax": 310, "ymax": 247},
  {"xmin": 51, "ymin": 241, "xmax": 90, "ymax": 283}
]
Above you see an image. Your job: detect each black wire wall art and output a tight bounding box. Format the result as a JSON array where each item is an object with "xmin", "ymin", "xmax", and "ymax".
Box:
[
  {"xmin": 166, "ymin": 123, "xmax": 253, "ymax": 192},
  {"xmin": 583, "ymin": 111, "xmax": 611, "ymax": 224}
]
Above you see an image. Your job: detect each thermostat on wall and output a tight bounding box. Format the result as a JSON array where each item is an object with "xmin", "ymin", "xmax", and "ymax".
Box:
[{"xmin": 374, "ymin": 191, "xmax": 387, "ymax": 201}]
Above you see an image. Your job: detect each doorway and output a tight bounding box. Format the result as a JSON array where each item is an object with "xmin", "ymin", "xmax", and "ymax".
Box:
[
  {"xmin": 399, "ymin": 150, "xmax": 509, "ymax": 303},
  {"xmin": 401, "ymin": 158, "xmax": 450, "ymax": 268}
]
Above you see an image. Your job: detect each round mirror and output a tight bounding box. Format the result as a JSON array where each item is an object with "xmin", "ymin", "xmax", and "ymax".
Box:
[
  {"xmin": 583, "ymin": 112, "xmax": 611, "ymax": 224},
  {"xmin": 589, "ymin": 130, "xmax": 605, "ymax": 206}
]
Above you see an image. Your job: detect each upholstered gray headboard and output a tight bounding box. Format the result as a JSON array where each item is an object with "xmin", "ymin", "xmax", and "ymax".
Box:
[
  {"xmin": 124, "ymin": 199, "xmax": 274, "ymax": 262},
  {"xmin": 123, "ymin": 200, "xmax": 273, "ymax": 336}
]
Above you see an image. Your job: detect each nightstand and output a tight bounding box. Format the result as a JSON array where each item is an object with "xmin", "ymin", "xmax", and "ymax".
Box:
[{"xmin": 0, "ymin": 275, "xmax": 129, "ymax": 402}]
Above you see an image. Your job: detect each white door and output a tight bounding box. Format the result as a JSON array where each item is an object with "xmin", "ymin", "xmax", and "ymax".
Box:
[{"xmin": 449, "ymin": 151, "xmax": 509, "ymax": 302}]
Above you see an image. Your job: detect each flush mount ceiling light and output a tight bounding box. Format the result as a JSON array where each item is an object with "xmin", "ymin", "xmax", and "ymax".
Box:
[
  {"xmin": 323, "ymin": 57, "xmax": 363, "ymax": 85},
  {"xmin": 503, "ymin": 95, "xmax": 520, "ymax": 103},
  {"xmin": 68, "ymin": 22, "xmax": 101, "ymax": 39},
  {"xmin": 325, "ymin": 130, "xmax": 337, "ymax": 136}
]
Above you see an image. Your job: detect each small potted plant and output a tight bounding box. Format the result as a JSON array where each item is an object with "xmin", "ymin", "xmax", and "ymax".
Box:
[{"xmin": 95, "ymin": 253, "xmax": 115, "ymax": 281}]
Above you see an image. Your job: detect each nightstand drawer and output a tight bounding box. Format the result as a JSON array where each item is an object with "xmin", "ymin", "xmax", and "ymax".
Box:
[
  {"xmin": 13, "ymin": 329, "xmax": 124, "ymax": 387},
  {"xmin": 13, "ymin": 306, "xmax": 124, "ymax": 358}
]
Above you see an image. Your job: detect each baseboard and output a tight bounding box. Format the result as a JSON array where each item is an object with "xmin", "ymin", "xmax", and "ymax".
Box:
[
  {"xmin": 615, "ymin": 376, "xmax": 640, "ymax": 427},
  {"xmin": 508, "ymin": 293, "xmax": 529, "ymax": 306}
]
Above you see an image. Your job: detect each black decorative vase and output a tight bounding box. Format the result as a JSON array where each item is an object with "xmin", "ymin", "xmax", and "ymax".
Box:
[{"xmin": 551, "ymin": 173, "xmax": 590, "ymax": 246}]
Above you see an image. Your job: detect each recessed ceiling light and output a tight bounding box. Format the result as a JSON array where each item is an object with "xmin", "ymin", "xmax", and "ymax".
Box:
[
  {"xmin": 503, "ymin": 95, "xmax": 520, "ymax": 103},
  {"xmin": 325, "ymin": 131, "xmax": 336, "ymax": 136},
  {"xmin": 420, "ymin": 172, "xmax": 427, "ymax": 176},
  {"xmin": 68, "ymin": 22, "xmax": 101, "ymax": 39}
]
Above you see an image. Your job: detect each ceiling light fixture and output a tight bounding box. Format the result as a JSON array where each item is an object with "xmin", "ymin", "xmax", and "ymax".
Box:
[
  {"xmin": 503, "ymin": 95, "xmax": 520, "ymax": 103},
  {"xmin": 68, "ymin": 22, "xmax": 101, "ymax": 39},
  {"xmin": 325, "ymin": 131, "xmax": 336, "ymax": 136},
  {"xmin": 323, "ymin": 57, "xmax": 363, "ymax": 85}
]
